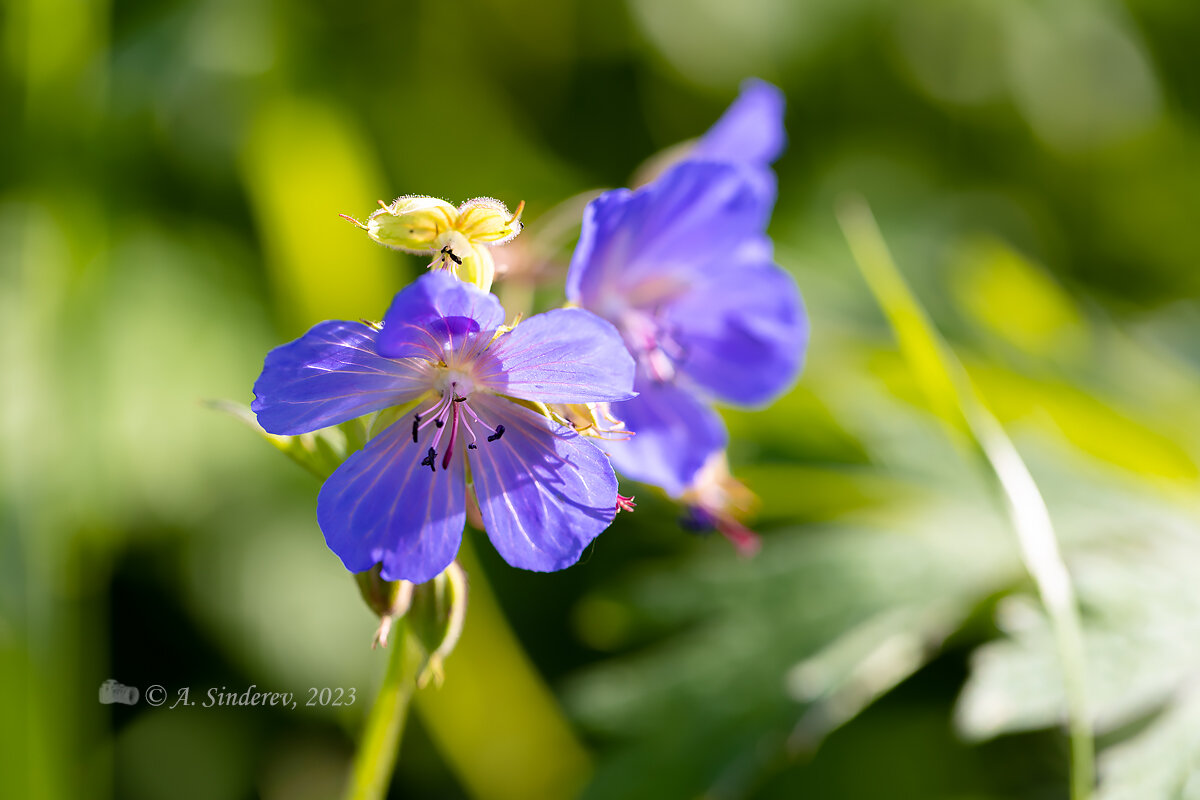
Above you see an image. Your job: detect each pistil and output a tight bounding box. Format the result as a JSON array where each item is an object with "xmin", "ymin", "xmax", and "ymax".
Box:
[{"xmin": 411, "ymin": 374, "xmax": 506, "ymax": 473}]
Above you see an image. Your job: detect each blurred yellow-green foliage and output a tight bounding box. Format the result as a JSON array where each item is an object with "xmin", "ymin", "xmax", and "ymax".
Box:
[{"xmin": 5, "ymin": 0, "xmax": 1200, "ymax": 798}]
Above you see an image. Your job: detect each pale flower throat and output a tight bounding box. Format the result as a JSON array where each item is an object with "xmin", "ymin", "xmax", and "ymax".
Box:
[{"xmin": 410, "ymin": 364, "xmax": 504, "ymax": 472}]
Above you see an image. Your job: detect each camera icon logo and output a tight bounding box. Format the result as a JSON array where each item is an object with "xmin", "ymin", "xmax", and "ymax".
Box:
[{"xmin": 98, "ymin": 679, "xmax": 140, "ymax": 706}]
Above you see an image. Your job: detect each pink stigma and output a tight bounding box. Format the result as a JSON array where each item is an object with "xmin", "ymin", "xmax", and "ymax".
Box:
[{"xmin": 717, "ymin": 519, "xmax": 761, "ymax": 557}]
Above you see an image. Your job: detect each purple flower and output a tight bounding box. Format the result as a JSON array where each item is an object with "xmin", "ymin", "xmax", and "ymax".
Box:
[
  {"xmin": 692, "ymin": 78, "xmax": 787, "ymax": 169},
  {"xmin": 252, "ymin": 272, "xmax": 636, "ymax": 583},
  {"xmin": 565, "ymin": 81, "xmax": 807, "ymax": 496}
]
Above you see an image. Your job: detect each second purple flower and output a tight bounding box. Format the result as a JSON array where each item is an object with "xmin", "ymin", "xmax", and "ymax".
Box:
[{"xmin": 565, "ymin": 80, "xmax": 808, "ymax": 497}]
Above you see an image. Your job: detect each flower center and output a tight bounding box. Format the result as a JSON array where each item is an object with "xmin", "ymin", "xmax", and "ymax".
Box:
[
  {"xmin": 436, "ymin": 368, "xmax": 476, "ymax": 400},
  {"xmin": 410, "ymin": 371, "xmax": 505, "ymax": 473},
  {"xmin": 619, "ymin": 310, "xmax": 686, "ymax": 384}
]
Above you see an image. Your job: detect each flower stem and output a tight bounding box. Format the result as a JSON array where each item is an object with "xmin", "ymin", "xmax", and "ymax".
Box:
[{"xmin": 343, "ymin": 619, "xmax": 421, "ymax": 800}]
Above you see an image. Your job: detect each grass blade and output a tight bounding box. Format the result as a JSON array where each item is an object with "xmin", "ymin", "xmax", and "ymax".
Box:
[{"xmin": 837, "ymin": 196, "xmax": 1094, "ymax": 800}]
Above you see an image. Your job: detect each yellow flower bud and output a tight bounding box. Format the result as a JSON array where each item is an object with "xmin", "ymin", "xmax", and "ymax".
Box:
[
  {"xmin": 346, "ymin": 196, "xmax": 524, "ymax": 293},
  {"xmin": 451, "ymin": 243, "xmax": 495, "ymax": 292},
  {"xmin": 365, "ymin": 196, "xmax": 458, "ymax": 252},
  {"xmin": 456, "ymin": 198, "xmax": 524, "ymax": 245}
]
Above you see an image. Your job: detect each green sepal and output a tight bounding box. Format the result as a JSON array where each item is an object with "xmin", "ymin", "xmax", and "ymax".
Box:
[
  {"xmin": 355, "ymin": 563, "xmax": 414, "ymax": 620},
  {"xmin": 208, "ymin": 400, "xmax": 420, "ymax": 481}
]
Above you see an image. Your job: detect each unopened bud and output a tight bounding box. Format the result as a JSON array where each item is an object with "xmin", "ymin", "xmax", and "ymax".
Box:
[
  {"xmin": 407, "ymin": 562, "xmax": 468, "ymax": 688},
  {"xmin": 354, "ymin": 564, "xmax": 414, "ymax": 648}
]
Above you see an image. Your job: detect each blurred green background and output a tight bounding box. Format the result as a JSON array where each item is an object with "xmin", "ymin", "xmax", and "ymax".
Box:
[{"xmin": 5, "ymin": 0, "xmax": 1200, "ymax": 798}]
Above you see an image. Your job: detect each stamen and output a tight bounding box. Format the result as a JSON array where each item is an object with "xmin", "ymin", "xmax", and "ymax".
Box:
[
  {"xmin": 559, "ymin": 402, "xmax": 634, "ymax": 441},
  {"xmin": 414, "ymin": 394, "xmax": 448, "ymax": 420},
  {"xmin": 659, "ymin": 326, "xmax": 687, "ymax": 362},
  {"xmin": 622, "ymin": 310, "xmax": 684, "ymax": 384},
  {"xmin": 645, "ymin": 348, "xmax": 676, "ymax": 383},
  {"xmin": 412, "ymin": 414, "xmax": 420, "ymax": 443},
  {"xmin": 442, "ymin": 403, "xmax": 459, "ymax": 470},
  {"xmin": 459, "ymin": 399, "xmax": 491, "ymax": 429},
  {"xmin": 415, "ymin": 394, "xmax": 453, "ymax": 437},
  {"xmin": 454, "ymin": 399, "xmax": 501, "ymax": 452},
  {"xmin": 461, "ymin": 411, "xmax": 480, "ymax": 448},
  {"xmin": 420, "ymin": 447, "xmax": 437, "ymax": 473},
  {"xmin": 616, "ymin": 494, "xmax": 636, "ymax": 514}
]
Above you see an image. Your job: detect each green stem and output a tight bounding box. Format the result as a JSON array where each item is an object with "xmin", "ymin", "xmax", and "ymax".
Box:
[{"xmin": 343, "ymin": 620, "xmax": 420, "ymax": 800}]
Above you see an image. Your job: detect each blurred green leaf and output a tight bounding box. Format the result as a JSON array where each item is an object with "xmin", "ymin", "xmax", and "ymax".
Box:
[
  {"xmin": 958, "ymin": 489, "xmax": 1200, "ymax": 737},
  {"xmin": 566, "ymin": 506, "xmax": 1016, "ymax": 799},
  {"xmin": 949, "ymin": 236, "xmax": 1086, "ymax": 360},
  {"xmin": 1096, "ymin": 687, "xmax": 1200, "ymax": 800},
  {"xmin": 970, "ymin": 364, "xmax": 1200, "ymax": 483}
]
